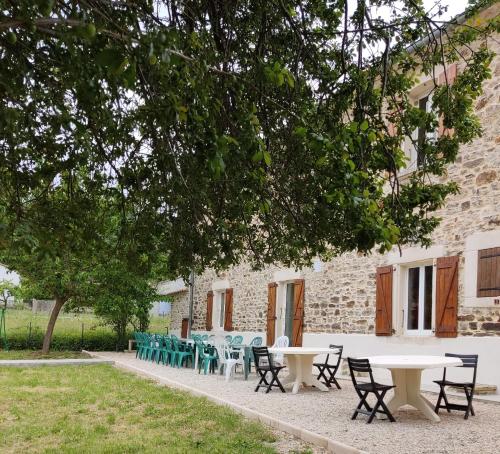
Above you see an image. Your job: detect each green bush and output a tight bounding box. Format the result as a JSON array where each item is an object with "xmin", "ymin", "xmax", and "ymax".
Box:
[{"xmin": 6, "ymin": 331, "xmax": 130, "ymax": 351}]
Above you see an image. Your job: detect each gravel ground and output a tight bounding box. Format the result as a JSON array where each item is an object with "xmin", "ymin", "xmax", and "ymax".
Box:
[{"xmin": 95, "ymin": 352, "xmax": 500, "ymax": 454}]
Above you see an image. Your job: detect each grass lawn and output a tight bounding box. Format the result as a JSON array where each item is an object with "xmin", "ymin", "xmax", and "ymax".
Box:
[
  {"xmin": 0, "ymin": 350, "xmax": 91, "ymax": 360},
  {"xmin": 0, "ymin": 365, "xmax": 280, "ymax": 453}
]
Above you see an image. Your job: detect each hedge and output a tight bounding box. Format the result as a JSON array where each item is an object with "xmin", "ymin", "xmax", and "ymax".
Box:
[{"xmin": 6, "ymin": 331, "xmax": 131, "ymax": 351}]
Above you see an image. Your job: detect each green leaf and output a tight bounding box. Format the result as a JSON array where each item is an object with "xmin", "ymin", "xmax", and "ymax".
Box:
[
  {"xmin": 263, "ymin": 151, "xmax": 271, "ymax": 166},
  {"xmin": 360, "ymin": 120, "xmax": 369, "ymax": 131}
]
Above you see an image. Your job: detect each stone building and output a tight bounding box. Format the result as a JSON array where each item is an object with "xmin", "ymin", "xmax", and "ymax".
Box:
[{"xmin": 161, "ymin": 4, "xmax": 500, "ymax": 391}]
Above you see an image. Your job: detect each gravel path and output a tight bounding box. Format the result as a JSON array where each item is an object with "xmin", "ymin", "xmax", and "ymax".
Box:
[{"xmin": 95, "ymin": 352, "xmax": 500, "ymax": 454}]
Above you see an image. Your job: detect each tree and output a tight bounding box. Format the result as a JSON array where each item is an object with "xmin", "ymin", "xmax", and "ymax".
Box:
[
  {"xmin": 0, "ymin": 2, "xmax": 498, "ymax": 276},
  {"xmin": 0, "ymin": 178, "xmax": 168, "ymax": 352},
  {"xmin": 84, "ymin": 261, "xmax": 159, "ymax": 350}
]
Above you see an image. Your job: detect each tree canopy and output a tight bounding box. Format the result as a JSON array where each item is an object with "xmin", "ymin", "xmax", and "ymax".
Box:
[{"xmin": 1, "ymin": 0, "xmax": 498, "ymax": 283}]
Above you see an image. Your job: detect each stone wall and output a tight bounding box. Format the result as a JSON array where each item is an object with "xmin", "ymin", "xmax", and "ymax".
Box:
[{"xmin": 170, "ymin": 19, "xmax": 500, "ymax": 338}]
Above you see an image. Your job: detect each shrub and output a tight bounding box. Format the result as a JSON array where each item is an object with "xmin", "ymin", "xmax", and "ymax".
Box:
[{"xmin": 6, "ymin": 331, "xmax": 130, "ymax": 351}]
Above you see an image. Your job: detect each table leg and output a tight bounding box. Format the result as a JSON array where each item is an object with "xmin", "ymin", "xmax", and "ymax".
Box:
[
  {"xmin": 300, "ymin": 355, "xmax": 329, "ymax": 392},
  {"xmin": 280, "ymin": 355, "xmax": 329, "ymax": 394},
  {"xmin": 388, "ymin": 369, "xmax": 440, "ymax": 422}
]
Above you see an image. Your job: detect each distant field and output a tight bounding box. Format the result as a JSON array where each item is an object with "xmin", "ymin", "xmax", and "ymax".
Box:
[
  {"xmin": 5, "ymin": 308, "xmax": 170, "ymax": 338},
  {"xmin": 2, "ymin": 308, "xmax": 170, "ymax": 351}
]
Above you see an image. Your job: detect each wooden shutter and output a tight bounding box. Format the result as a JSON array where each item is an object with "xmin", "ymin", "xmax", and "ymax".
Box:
[
  {"xmin": 292, "ymin": 279, "xmax": 305, "ymax": 347},
  {"xmin": 266, "ymin": 283, "xmax": 277, "ymax": 346},
  {"xmin": 435, "ymin": 256, "xmax": 459, "ymax": 338},
  {"xmin": 224, "ymin": 288, "xmax": 234, "ymax": 331},
  {"xmin": 477, "ymin": 247, "xmax": 500, "ymax": 297},
  {"xmin": 206, "ymin": 291, "xmax": 213, "ymax": 331},
  {"xmin": 437, "ymin": 63, "xmax": 457, "ymax": 137},
  {"xmin": 375, "ymin": 266, "xmax": 393, "ymax": 336}
]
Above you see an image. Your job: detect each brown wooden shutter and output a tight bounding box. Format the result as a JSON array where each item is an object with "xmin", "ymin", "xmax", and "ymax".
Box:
[
  {"xmin": 206, "ymin": 291, "xmax": 213, "ymax": 331},
  {"xmin": 292, "ymin": 279, "xmax": 305, "ymax": 347},
  {"xmin": 375, "ymin": 266, "xmax": 393, "ymax": 336},
  {"xmin": 477, "ymin": 248, "xmax": 500, "ymax": 297},
  {"xmin": 266, "ymin": 283, "xmax": 277, "ymax": 346},
  {"xmin": 435, "ymin": 256, "xmax": 459, "ymax": 338},
  {"xmin": 224, "ymin": 288, "xmax": 234, "ymax": 331},
  {"xmin": 438, "ymin": 63, "xmax": 457, "ymax": 137}
]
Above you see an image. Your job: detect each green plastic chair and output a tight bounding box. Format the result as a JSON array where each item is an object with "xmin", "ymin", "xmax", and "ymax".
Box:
[
  {"xmin": 171, "ymin": 337, "xmax": 194, "ymax": 368},
  {"xmin": 224, "ymin": 335, "xmax": 233, "ymax": 343},
  {"xmin": 201, "ymin": 334, "xmax": 209, "ymax": 341},
  {"xmin": 157, "ymin": 335, "xmax": 172, "ymax": 365},
  {"xmin": 195, "ymin": 339, "xmax": 218, "ymax": 375},
  {"xmin": 249, "ymin": 336, "xmax": 263, "ymax": 346},
  {"xmin": 151, "ymin": 334, "xmax": 164, "ymax": 362},
  {"xmin": 248, "ymin": 337, "xmax": 263, "ymax": 371},
  {"xmin": 133, "ymin": 332, "xmax": 145, "ymax": 359},
  {"xmin": 141, "ymin": 334, "xmax": 155, "ymax": 361},
  {"xmin": 230, "ymin": 335, "xmax": 243, "ymax": 346}
]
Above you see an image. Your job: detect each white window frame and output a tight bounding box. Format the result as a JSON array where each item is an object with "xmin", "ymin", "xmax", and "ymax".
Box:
[
  {"xmin": 211, "ymin": 279, "xmax": 230, "ymax": 331},
  {"xmin": 212, "ymin": 290, "xmax": 226, "ymax": 330},
  {"xmin": 402, "ymin": 262, "xmax": 436, "ymax": 336},
  {"xmin": 388, "ymin": 245, "xmax": 445, "ymax": 336}
]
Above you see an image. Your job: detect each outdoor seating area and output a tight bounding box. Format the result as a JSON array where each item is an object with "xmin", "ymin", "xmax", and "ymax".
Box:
[
  {"xmin": 131, "ymin": 332, "xmax": 482, "ymax": 425},
  {"xmin": 90, "ymin": 347, "xmax": 500, "ymax": 454}
]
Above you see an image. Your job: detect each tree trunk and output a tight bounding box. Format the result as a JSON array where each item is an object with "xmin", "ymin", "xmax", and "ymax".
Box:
[{"xmin": 41, "ymin": 296, "xmax": 66, "ymax": 354}]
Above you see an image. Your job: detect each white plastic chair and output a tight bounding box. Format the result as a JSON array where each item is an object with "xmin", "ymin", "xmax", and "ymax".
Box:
[
  {"xmin": 216, "ymin": 342, "xmax": 244, "ymax": 381},
  {"xmin": 272, "ymin": 335, "xmax": 289, "ymax": 365}
]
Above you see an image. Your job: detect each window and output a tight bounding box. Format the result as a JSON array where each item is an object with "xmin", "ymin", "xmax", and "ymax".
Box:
[
  {"xmin": 284, "ymin": 283, "xmax": 295, "ymax": 341},
  {"xmin": 404, "ymin": 264, "xmax": 434, "ymax": 334},
  {"xmin": 477, "ymin": 247, "xmax": 500, "ymax": 297},
  {"xmin": 212, "ymin": 291, "xmax": 225, "ymax": 330}
]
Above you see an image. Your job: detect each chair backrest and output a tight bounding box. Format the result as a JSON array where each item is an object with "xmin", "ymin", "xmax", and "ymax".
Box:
[
  {"xmin": 252, "ymin": 346, "xmax": 274, "ymax": 369},
  {"xmin": 249, "ymin": 336, "xmax": 263, "ymax": 347},
  {"xmin": 326, "ymin": 344, "xmax": 343, "ymax": 367},
  {"xmin": 347, "ymin": 358, "xmax": 375, "ymax": 387},
  {"xmin": 224, "ymin": 335, "xmax": 233, "ymax": 343},
  {"xmin": 274, "ymin": 336, "xmax": 289, "ymax": 348},
  {"xmin": 230, "ymin": 335, "xmax": 243, "ymax": 345},
  {"xmin": 444, "ymin": 353, "xmax": 478, "ymax": 384},
  {"xmin": 201, "ymin": 334, "xmax": 209, "ymax": 341},
  {"xmin": 191, "ymin": 334, "xmax": 202, "ymax": 341}
]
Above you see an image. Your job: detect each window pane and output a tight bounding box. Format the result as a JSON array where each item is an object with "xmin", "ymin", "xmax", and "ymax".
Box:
[
  {"xmin": 407, "ymin": 267, "xmax": 420, "ymax": 330},
  {"xmin": 284, "ymin": 283, "xmax": 295, "ymax": 341},
  {"xmin": 424, "ymin": 266, "xmax": 433, "ymax": 330},
  {"xmin": 219, "ymin": 292, "xmax": 225, "ymax": 328}
]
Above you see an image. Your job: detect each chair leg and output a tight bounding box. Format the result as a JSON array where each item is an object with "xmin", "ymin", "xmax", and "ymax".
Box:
[
  {"xmin": 435, "ymin": 386, "xmax": 444, "ymax": 414},
  {"xmin": 352, "ymin": 391, "xmax": 370, "ymax": 420},
  {"xmin": 255, "ymin": 370, "xmax": 269, "ymax": 392},
  {"xmin": 269, "ymin": 371, "xmax": 285, "ymax": 393},
  {"xmin": 464, "ymin": 387, "xmax": 475, "ymax": 419},
  {"xmin": 376, "ymin": 390, "xmax": 395, "ymax": 422}
]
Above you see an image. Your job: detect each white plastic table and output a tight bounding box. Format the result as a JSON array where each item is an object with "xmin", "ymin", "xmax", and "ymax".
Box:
[
  {"xmin": 365, "ymin": 355, "xmax": 462, "ymax": 422},
  {"xmin": 268, "ymin": 347, "xmax": 338, "ymax": 394}
]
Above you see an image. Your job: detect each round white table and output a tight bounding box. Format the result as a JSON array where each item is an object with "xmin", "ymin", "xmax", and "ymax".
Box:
[
  {"xmin": 268, "ymin": 347, "xmax": 338, "ymax": 394},
  {"xmin": 366, "ymin": 355, "xmax": 463, "ymax": 422}
]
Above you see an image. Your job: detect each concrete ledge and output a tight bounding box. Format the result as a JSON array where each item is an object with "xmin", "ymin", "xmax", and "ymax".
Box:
[
  {"xmin": 0, "ymin": 358, "xmax": 114, "ymax": 367},
  {"xmin": 84, "ymin": 351, "xmax": 365, "ymax": 454}
]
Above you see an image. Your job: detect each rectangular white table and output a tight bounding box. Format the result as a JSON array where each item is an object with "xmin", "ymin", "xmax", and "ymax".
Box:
[
  {"xmin": 366, "ymin": 355, "xmax": 463, "ymax": 422},
  {"xmin": 268, "ymin": 347, "xmax": 339, "ymax": 394}
]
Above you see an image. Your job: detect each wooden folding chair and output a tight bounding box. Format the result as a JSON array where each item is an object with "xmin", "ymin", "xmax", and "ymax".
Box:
[
  {"xmin": 252, "ymin": 346, "xmax": 286, "ymax": 393},
  {"xmin": 348, "ymin": 357, "xmax": 396, "ymax": 423},
  {"xmin": 434, "ymin": 353, "xmax": 478, "ymax": 420},
  {"xmin": 314, "ymin": 344, "xmax": 343, "ymax": 389}
]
